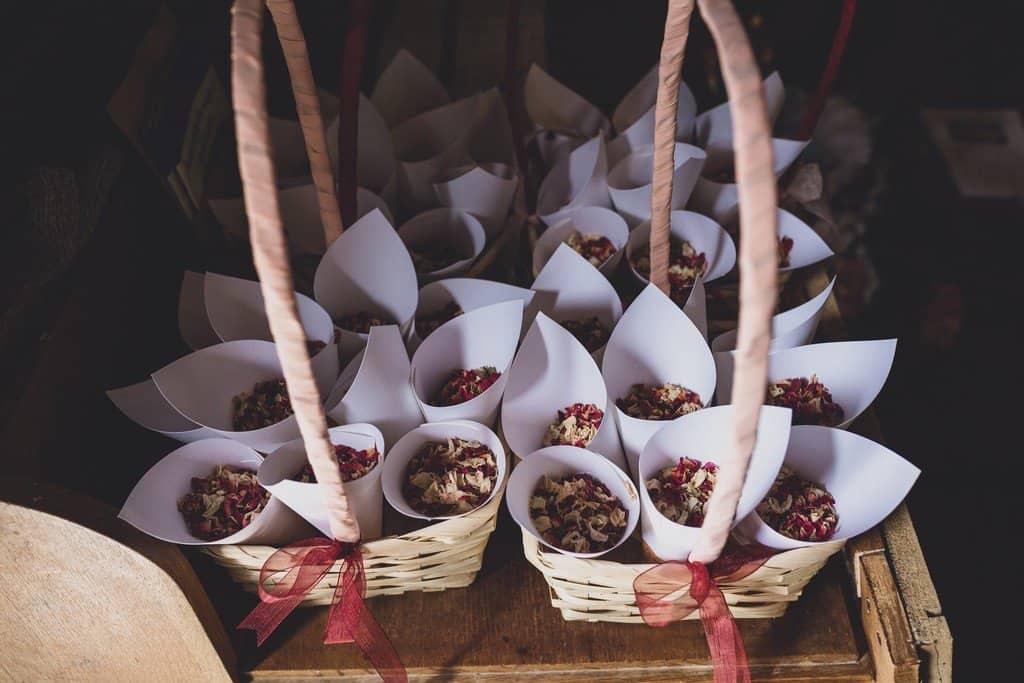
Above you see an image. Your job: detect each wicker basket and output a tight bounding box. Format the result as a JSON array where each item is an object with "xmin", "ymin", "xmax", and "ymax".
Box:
[{"xmin": 204, "ymin": 468, "xmax": 507, "ymax": 603}]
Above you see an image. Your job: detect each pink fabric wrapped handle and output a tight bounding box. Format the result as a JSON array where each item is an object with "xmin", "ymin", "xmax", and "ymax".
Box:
[
  {"xmin": 231, "ymin": 0, "xmax": 359, "ymax": 543},
  {"xmin": 650, "ymin": 0, "xmax": 778, "ymax": 564}
]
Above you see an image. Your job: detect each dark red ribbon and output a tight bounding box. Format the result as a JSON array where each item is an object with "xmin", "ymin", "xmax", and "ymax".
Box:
[
  {"xmin": 633, "ymin": 545, "xmax": 777, "ymax": 683},
  {"xmin": 239, "ymin": 538, "xmax": 406, "ymax": 683}
]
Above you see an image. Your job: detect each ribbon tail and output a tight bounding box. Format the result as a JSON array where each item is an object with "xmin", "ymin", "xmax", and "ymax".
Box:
[
  {"xmin": 238, "ymin": 594, "xmax": 305, "ymax": 647},
  {"xmin": 697, "ymin": 579, "xmax": 751, "ymax": 683},
  {"xmin": 323, "ymin": 548, "xmax": 407, "ymax": 683}
]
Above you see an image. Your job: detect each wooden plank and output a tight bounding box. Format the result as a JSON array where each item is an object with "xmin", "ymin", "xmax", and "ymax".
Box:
[{"xmin": 859, "ymin": 553, "xmax": 919, "ymax": 683}]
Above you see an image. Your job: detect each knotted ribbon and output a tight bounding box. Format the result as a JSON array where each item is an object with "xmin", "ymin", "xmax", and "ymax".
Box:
[
  {"xmin": 239, "ymin": 538, "xmax": 407, "ymax": 683},
  {"xmin": 633, "ymin": 545, "xmax": 777, "ymax": 683}
]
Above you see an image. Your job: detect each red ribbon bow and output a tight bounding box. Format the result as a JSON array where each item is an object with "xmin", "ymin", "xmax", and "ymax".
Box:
[
  {"xmin": 633, "ymin": 545, "xmax": 777, "ymax": 683},
  {"xmin": 239, "ymin": 538, "xmax": 407, "ymax": 683}
]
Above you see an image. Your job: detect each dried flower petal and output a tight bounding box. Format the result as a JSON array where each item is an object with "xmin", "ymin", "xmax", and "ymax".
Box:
[
  {"xmin": 530, "ymin": 472, "xmax": 628, "ymax": 553},
  {"xmin": 410, "ymin": 242, "xmax": 461, "ymax": 274},
  {"xmin": 616, "ymin": 382, "xmax": 702, "ymax": 420},
  {"xmin": 777, "ymin": 236, "xmax": 794, "ymax": 269},
  {"xmin": 232, "ymin": 379, "xmax": 293, "ymax": 431},
  {"xmin": 335, "ymin": 311, "xmax": 393, "ymax": 334},
  {"xmin": 293, "ymin": 444, "xmax": 379, "ymax": 484},
  {"xmin": 178, "ymin": 464, "xmax": 270, "ymax": 541},
  {"xmin": 565, "ymin": 230, "xmax": 617, "ymax": 268},
  {"xmin": 757, "ymin": 466, "xmax": 839, "ymax": 541},
  {"xmin": 432, "ymin": 366, "xmax": 502, "ymax": 406},
  {"xmin": 415, "ymin": 301, "xmax": 463, "ymax": 339},
  {"xmin": 560, "ymin": 316, "xmax": 610, "ymax": 353},
  {"xmin": 404, "ymin": 437, "xmax": 498, "ymax": 516},
  {"xmin": 766, "ymin": 375, "xmax": 845, "ymax": 427},
  {"xmin": 631, "ymin": 236, "xmax": 707, "ymax": 306},
  {"xmin": 646, "ymin": 457, "xmax": 718, "ymax": 527},
  {"xmin": 543, "ymin": 403, "xmax": 604, "ymax": 447}
]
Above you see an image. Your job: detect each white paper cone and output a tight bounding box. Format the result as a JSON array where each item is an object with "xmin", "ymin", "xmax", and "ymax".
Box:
[
  {"xmin": 432, "ymin": 162, "xmax": 518, "ymax": 240},
  {"xmin": 637, "ymin": 405, "xmax": 791, "ymax": 561},
  {"xmin": 325, "ymin": 94, "xmax": 396, "ymax": 195},
  {"xmin": 381, "ymin": 420, "xmax": 508, "ymax": 520},
  {"xmin": 119, "ymin": 438, "xmax": 311, "ymax": 545},
  {"xmin": 536, "ymin": 134, "xmax": 612, "ymax": 225},
  {"xmin": 711, "ymin": 276, "xmax": 836, "ymax": 353},
  {"xmin": 409, "ymin": 278, "xmax": 536, "ymax": 350},
  {"xmin": 502, "ymin": 313, "xmax": 626, "ymax": 470},
  {"xmin": 506, "ymin": 445, "xmax": 639, "ymax": 559},
  {"xmin": 106, "ymin": 379, "xmax": 215, "ymax": 443},
  {"xmin": 410, "ymin": 300, "xmax": 524, "ymax": 425},
  {"xmin": 689, "ymin": 138, "xmax": 810, "ymax": 223},
  {"xmin": 392, "ymin": 95, "xmax": 478, "ymax": 212},
  {"xmin": 398, "ymin": 208, "xmax": 487, "ymax": 283},
  {"xmin": 356, "ymin": 187, "xmax": 395, "ymax": 226},
  {"xmin": 531, "ymin": 129, "xmax": 587, "ymax": 173},
  {"xmin": 150, "ymin": 340, "xmax": 336, "ymax": 453},
  {"xmin": 602, "ymin": 284, "xmax": 717, "ymax": 476},
  {"xmin": 613, "ymin": 64, "xmax": 698, "ymax": 148},
  {"xmin": 777, "ymin": 208, "xmax": 834, "ymax": 271},
  {"xmin": 683, "ymin": 276, "xmax": 708, "ymax": 342},
  {"xmin": 532, "ymin": 206, "xmax": 629, "ymax": 277},
  {"xmin": 313, "ymin": 209, "xmax": 418, "ymax": 353},
  {"xmin": 178, "ymin": 271, "xmax": 219, "ymax": 351},
  {"xmin": 714, "ymin": 339, "xmax": 898, "ymax": 430},
  {"xmin": 523, "ymin": 64, "xmax": 610, "ymax": 143},
  {"xmin": 468, "ymin": 88, "xmax": 517, "ymax": 166},
  {"xmin": 528, "ymin": 244, "xmax": 624, "ymax": 359},
  {"xmin": 608, "ymin": 143, "xmax": 706, "ymax": 227},
  {"xmin": 694, "ymin": 71, "xmax": 785, "ymax": 155},
  {"xmin": 323, "ymin": 325, "xmax": 423, "ymax": 448},
  {"xmin": 260, "ymin": 423, "xmax": 386, "ymax": 540},
  {"xmin": 735, "ymin": 426, "xmax": 920, "ymax": 550},
  {"xmin": 628, "ymin": 211, "xmax": 737, "ymax": 287},
  {"xmin": 371, "ymin": 49, "xmax": 450, "ymax": 128}
]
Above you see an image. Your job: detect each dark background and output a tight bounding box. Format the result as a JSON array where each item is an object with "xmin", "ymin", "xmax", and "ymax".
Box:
[{"xmin": 3, "ymin": 1, "xmax": 1022, "ymax": 679}]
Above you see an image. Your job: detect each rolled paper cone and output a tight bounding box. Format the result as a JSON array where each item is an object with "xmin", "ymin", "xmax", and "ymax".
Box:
[
  {"xmin": 432, "ymin": 162, "xmax": 518, "ymax": 240},
  {"xmin": 381, "ymin": 420, "xmax": 508, "ymax": 521},
  {"xmin": 528, "ymin": 244, "xmax": 624, "ymax": 360},
  {"xmin": 694, "ymin": 71, "xmax": 786, "ymax": 156},
  {"xmin": 627, "ymin": 211, "xmax": 737, "ymax": 288},
  {"xmin": 150, "ymin": 339, "xmax": 337, "ymax": 453},
  {"xmin": 612, "ymin": 64, "xmax": 698, "ymax": 147},
  {"xmin": 688, "ymin": 138, "xmax": 810, "ymax": 223},
  {"xmin": 532, "ymin": 206, "xmax": 629, "ymax": 278},
  {"xmin": 398, "ymin": 208, "xmax": 487, "ymax": 283},
  {"xmin": 356, "ymin": 187, "xmax": 395, "ymax": 227},
  {"xmin": 502, "ymin": 313, "xmax": 626, "ymax": 470},
  {"xmin": 683, "ymin": 276, "xmax": 708, "ymax": 342},
  {"xmin": 313, "ymin": 208, "xmax": 418, "ymax": 355},
  {"xmin": 536, "ymin": 134, "xmax": 612, "ymax": 226},
  {"xmin": 601, "ymin": 284, "xmax": 716, "ymax": 476},
  {"xmin": 260, "ymin": 424, "xmax": 387, "ymax": 540},
  {"xmin": 326, "ymin": 94, "xmax": 395, "ymax": 195},
  {"xmin": 106, "ymin": 379, "xmax": 215, "ymax": 443},
  {"xmin": 323, "ymin": 325, "xmax": 423, "ymax": 449},
  {"xmin": 410, "ymin": 299, "xmax": 524, "ymax": 426},
  {"xmin": 735, "ymin": 426, "xmax": 920, "ymax": 550},
  {"xmin": 409, "ymin": 278, "xmax": 536, "ymax": 351},
  {"xmin": 607, "ymin": 143, "xmax": 706, "ymax": 227},
  {"xmin": 530, "ymin": 129, "xmax": 588, "ymax": 174},
  {"xmin": 719, "ymin": 206, "xmax": 835, "ymax": 273},
  {"xmin": 714, "ymin": 339, "xmax": 898, "ymax": 430},
  {"xmin": 523, "ymin": 64, "xmax": 610, "ymax": 146},
  {"xmin": 371, "ymin": 48, "xmax": 450, "ymax": 128},
  {"xmin": 468, "ymin": 88, "xmax": 518, "ymax": 167},
  {"xmin": 637, "ymin": 406, "xmax": 791, "ymax": 561},
  {"xmin": 178, "ymin": 271, "xmax": 219, "ymax": 351},
  {"xmin": 506, "ymin": 445, "xmax": 639, "ymax": 559},
  {"xmin": 392, "ymin": 95, "xmax": 479, "ymax": 213},
  {"xmin": 711, "ymin": 276, "xmax": 836, "ymax": 353},
  {"xmin": 119, "ymin": 438, "xmax": 313, "ymax": 546}
]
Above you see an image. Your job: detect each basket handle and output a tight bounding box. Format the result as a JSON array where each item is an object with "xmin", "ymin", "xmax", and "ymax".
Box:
[
  {"xmin": 266, "ymin": 0, "xmax": 345, "ymax": 247},
  {"xmin": 651, "ymin": 0, "xmax": 779, "ymax": 564},
  {"xmin": 232, "ymin": 0, "xmax": 360, "ymax": 542}
]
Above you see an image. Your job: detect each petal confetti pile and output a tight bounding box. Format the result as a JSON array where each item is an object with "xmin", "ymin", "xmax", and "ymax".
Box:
[
  {"xmin": 616, "ymin": 382, "xmax": 703, "ymax": 420},
  {"xmin": 767, "ymin": 375, "xmax": 845, "ymax": 426},
  {"xmin": 529, "ymin": 473, "xmax": 628, "ymax": 554},
  {"xmin": 415, "ymin": 301, "xmax": 464, "ymax": 338},
  {"xmin": 232, "ymin": 379, "xmax": 294, "ymax": 431},
  {"xmin": 543, "ymin": 403, "xmax": 604, "ymax": 447},
  {"xmin": 757, "ymin": 466, "xmax": 839, "ymax": 541},
  {"xmin": 178, "ymin": 464, "xmax": 270, "ymax": 541},
  {"xmin": 645, "ymin": 457, "xmax": 718, "ymax": 527},
  {"xmin": 565, "ymin": 230, "xmax": 617, "ymax": 268},
  {"xmin": 631, "ymin": 236, "xmax": 707, "ymax": 305},
  {"xmin": 294, "ymin": 444, "xmax": 380, "ymax": 484},
  {"xmin": 335, "ymin": 311, "xmax": 393, "ymax": 334},
  {"xmin": 560, "ymin": 316, "xmax": 610, "ymax": 353},
  {"xmin": 404, "ymin": 437, "xmax": 498, "ymax": 516},
  {"xmin": 433, "ymin": 366, "xmax": 502, "ymax": 406}
]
